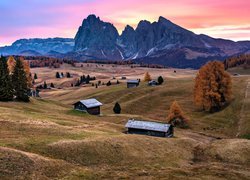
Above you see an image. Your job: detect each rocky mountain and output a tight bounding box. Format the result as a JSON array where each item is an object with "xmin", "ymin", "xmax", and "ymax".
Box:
[
  {"xmin": 1, "ymin": 15, "xmax": 250, "ymax": 68},
  {"xmin": 74, "ymin": 15, "xmax": 122, "ymax": 60},
  {"xmin": 0, "ymin": 38, "xmax": 74, "ymax": 56},
  {"xmin": 72, "ymin": 15, "xmax": 250, "ymax": 68}
]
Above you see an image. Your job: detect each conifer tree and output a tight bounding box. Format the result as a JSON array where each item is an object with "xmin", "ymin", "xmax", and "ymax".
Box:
[
  {"xmin": 34, "ymin": 73, "xmax": 38, "ymax": 79},
  {"xmin": 113, "ymin": 102, "xmax": 121, "ymax": 114},
  {"xmin": 50, "ymin": 82, "xmax": 55, "ymax": 88},
  {"xmin": 7, "ymin": 56, "xmax": 16, "ymax": 74},
  {"xmin": 0, "ymin": 56, "xmax": 13, "ymax": 101},
  {"xmin": 158, "ymin": 76, "xmax": 164, "ymax": 85},
  {"xmin": 144, "ymin": 72, "xmax": 152, "ymax": 82},
  {"xmin": 12, "ymin": 57, "xmax": 29, "ymax": 102},
  {"xmin": 21, "ymin": 58, "xmax": 32, "ymax": 88},
  {"xmin": 56, "ymin": 72, "xmax": 60, "ymax": 78},
  {"xmin": 194, "ymin": 61, "xmax": 232, "ymax": 112},
  {"xmin": 167, "ymin": 101, "xmax": 188, "ymax": 128},
  {"xmin": 43, "ymin": 81, "xmax": 47, "ymax": 89}
]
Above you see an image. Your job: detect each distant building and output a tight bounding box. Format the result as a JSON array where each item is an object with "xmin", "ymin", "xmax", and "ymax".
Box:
[
  {"xmin": 127, "ymin": 80, "xmax": 140, "ymax": 88},
  {"xmin": 73, "ymin": 98, "xmax": 103, "ymax": 115},
  {"xmin": 125, "ymin": 119, "xmax": 174, "ymax": 138},
  {"xmin": 148, "ymin": 80, "xmax": 158, "ymax": 86}
]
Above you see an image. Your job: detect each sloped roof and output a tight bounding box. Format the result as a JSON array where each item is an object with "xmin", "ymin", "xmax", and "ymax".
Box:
[
  {"xmin": 75, "ymin": 98, "xmax": 103, "ymax": 108},
  {"xmin": 125, "ymin": 119, "xmax": 171, "ymax": 133},
  {"xmin": 127, "ymin": 80, "xmax": 139, "ymax": 84}
]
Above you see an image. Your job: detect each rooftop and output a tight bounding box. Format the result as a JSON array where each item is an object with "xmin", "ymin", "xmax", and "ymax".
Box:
[
  {"xmin": 127, "ymin": 80, "xmax": 139, "ymax": 84},
  {"xmin": 75, "ymin": 98, "xmax": 103, "ymax": 108},
  {"xmin": 125, "ymin": 119, "xmax": 171, "ymax": 133}
]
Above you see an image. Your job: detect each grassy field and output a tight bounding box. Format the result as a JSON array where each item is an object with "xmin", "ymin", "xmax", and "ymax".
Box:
[{"xmin": 0, "ymin": 64, "xmax": 250, "ymax": 179}]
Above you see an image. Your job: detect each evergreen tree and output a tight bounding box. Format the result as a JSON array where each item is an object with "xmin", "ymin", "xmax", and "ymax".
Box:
[
  {"xmin": 66, "ymin": 72, "xmax": 71, "ymax": 78},
  {"xmin": 158, "ymin": 76, "xmax": 164, "ymax": 85},
  {"xmin": 0, "ymin": 56, "xmax": 13, "ymax": 101},
  {"xmin": 43, "ymin": 81, "xmax": 47, "ymax": 89},
  {"xmin": 56, "ymin": 72, "xmax": 60, "ymax": 78},
  {"xmin": 117, "ymin": 80, "xmax": 120, "ymax": 84},
  {"xmin": 50, "ymin": 82, "xmax": 55, "ymax": 88},
  {"xmin": 34, "ymin": 73, "xmax": 38, "ymax": 79},
  {"xmin": 113, "ymin": 102, "xmax": 121, "ymax": 114},
  {"xmin": 106, "ymin": 81, "xmax": 111, "ymax": 86},
  {"xmin": 86, "ymin": 75, "xmax": 90, "ymax": 84},
  {"xmin": 12, "ymin": 57, "xmax": 29, "ymax": 102}
]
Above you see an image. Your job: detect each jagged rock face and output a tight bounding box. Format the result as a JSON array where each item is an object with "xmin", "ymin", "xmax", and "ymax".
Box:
[
  {"xmin": 118, "ymin": 25, "xmax": 137, "ymax": 58},
  {"xmin": 0, "ymin": 38, "xmax": 74, "ymax": 55},
  {"xmin": 74, "ymin": 15, "xmax": 122, "ymax": 60},
  {"xmin": 119, "ymin": 16, "xmax": 206, "ymax": 59}
]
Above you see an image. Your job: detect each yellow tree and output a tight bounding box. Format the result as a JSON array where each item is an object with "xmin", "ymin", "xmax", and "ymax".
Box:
[
  {"xmin": 20, "ymin": 57, "xmax": 33, "ymax": 88},
  {"xmin": 144, "ymin": 72, "xmax": 152, "ymax": 82},
  {"xmin": 194, "ymin": 61, "xmax": 232, "ymax": 112},
  {"xmin": 7, "ymin": 56, "xmax": 16, "ymax": 74},
  {"xmin": 167, "ymin": 101, "xmax": 188, "ymax": 128}
]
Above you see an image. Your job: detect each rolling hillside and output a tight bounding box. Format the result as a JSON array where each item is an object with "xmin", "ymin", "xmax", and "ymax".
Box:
[{"xmin": 0, "ymin": 65, "xmax": 249, "ymax": 179}]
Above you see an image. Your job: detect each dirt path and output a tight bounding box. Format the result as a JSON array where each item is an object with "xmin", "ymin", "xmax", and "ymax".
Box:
[{"xmin": 237, "ymin": 80, "xmax": 250, "ymax": 137}]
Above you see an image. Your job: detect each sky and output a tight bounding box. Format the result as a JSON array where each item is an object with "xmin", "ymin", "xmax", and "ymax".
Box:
[{"xmin": 0, "ymin": 0, "xmax": 250, "ymax": 46}]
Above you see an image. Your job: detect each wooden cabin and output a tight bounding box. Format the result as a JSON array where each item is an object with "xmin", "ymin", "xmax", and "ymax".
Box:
[
  {"xmin": 125, "ymin": 119, "xmax": 174, "ymax": 138},
  {"xmin": 127, "ymin": 80, "xmax": 140, "ymax": 88},
  {"xmin": 73, "ymin": 98, "xmax": 103, "ymax": 115}
]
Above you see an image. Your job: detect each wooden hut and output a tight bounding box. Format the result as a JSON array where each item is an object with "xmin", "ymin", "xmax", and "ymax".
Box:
[
  {"xmin": 73, "ymin": 98, "xmax": 103, "ymax": 115},
  {"xmin": 125, "ymin": 119, "xmax": 174, "ymax": 137},
  {"xmin": 127, "ymin": 80, "xmax": 140, "ymax": 88}
]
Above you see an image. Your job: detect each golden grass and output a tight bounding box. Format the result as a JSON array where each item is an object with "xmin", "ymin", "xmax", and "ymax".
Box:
[{"xmin": 0, "ymin": 65, "xmax": 249, "ymax": 179}]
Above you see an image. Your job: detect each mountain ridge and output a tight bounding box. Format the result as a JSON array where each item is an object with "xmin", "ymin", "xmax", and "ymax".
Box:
[{"xmin": 1, "ymin": 14, "xmax": 250, "ymax": 68}]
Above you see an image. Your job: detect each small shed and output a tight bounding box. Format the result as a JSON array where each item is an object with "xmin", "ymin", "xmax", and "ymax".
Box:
[
  {"xmin": 125, "ymin": 119, "xmax": 174, "ymax": 138},
  {"xmin": 127, "ymin": 80, "xmax": 140, "ymax": 88},
  {"xmin": 73, "ymin": 98, "xmax": 103, "ymax": 115}
]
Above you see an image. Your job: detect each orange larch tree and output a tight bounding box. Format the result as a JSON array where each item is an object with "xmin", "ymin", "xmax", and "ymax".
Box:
[
  {"xmin": 194, "ymin": 61, "xmax": 232, "ymax": 112},
  {"xmin": 7, "ymin": 56, "xmax": 16, "ymax": 74},
  {"xmin": 167, "ymin": 100, "xmax": 188, "ymax": 128},
  {"xmin": 144, "ymin": 72, "xmax": 152, "ymax": 82},
  {"xmin": 20, "ymin": 57, "xmax": 33, "ymax": 88}
]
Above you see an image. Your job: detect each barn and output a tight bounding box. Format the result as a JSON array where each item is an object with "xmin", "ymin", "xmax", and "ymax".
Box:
[
  {"xmin": 125, "ymin": 119, "xmax": 174, "ymax": 137},
  {"xmin": 73, "ymin": 98, "xmax": 103, "ymax": 115},
  {"xmin": 127, "ymin": 80, "xmax": 140, "ymax": 88}
]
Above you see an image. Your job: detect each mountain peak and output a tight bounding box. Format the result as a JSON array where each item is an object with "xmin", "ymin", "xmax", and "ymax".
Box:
[
  {"xmin": 86, "ymin": 14, "xmax": 100, "ymax": 21},
  {"xmin": 158, "ymin": 16, "xmax": 173, "ymax": 25}
]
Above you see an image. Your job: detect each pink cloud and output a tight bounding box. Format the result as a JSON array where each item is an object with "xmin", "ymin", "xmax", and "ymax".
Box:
[{"xmin": 1, "ymin": 0, "xmax": 250, "ymax": 45}]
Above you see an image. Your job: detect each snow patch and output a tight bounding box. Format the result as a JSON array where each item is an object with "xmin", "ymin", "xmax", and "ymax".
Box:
[
  {"xmin": 146, "ymin": 47, "xmax": 156, "ymax": 56},
  {"xmin": 132, "ymin": 53, "xmax": 139, "ymax": 59},
  {"xmin": 101, "ymin": 50, "xmax": 106, "ymax": 57}
]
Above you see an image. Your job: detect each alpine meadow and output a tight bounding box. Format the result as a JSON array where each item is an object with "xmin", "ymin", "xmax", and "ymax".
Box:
[{"xmin": 0, "ymin": 0, "xmax": 250, "ymax": 179}]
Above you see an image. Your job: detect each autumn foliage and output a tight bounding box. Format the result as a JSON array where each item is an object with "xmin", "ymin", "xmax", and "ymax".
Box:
[
  {"xmin": 144, "ymin": 72, "xmax": 152, "ymax": 82},
  {"xmin": 167, "ymin": 101, "xmax": 188, "ymax": 128},
  {"xmin": 194, "ymin": 61, "xmax": 232, "ymax": 112},
  {"xmin": 224, "ymin": 54, "xmax": 250, "ymax": 69},
  {"xmin": 7, "ymin": 56, "xmax": 16, "ymax": 74}
]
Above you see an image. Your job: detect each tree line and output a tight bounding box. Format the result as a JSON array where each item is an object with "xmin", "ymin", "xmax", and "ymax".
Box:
[
  {"xmin": 0, "ymin": 56, "xmax": 32, "ymax": 102},
  {"xmin": 224, "ymin": 54, "xmax": 250, "ymax": 69}
]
